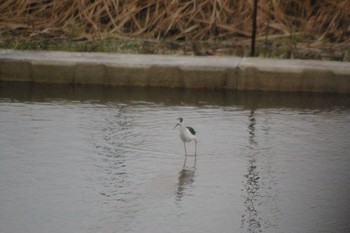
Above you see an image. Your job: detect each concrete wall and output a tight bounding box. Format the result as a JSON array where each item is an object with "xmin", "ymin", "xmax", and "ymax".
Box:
[{"xmin": 1, "ymin": 49, "xmax": 350, "ymax": 93}]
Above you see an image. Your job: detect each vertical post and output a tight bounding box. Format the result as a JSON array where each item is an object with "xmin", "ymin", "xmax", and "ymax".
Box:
[
  {"xmin": 251, "ymin": 0, "xmax": 258, "ymax": 57},
  {"xmin": 264, "ymin": 0, "xmax": 272, "ymax": 57}
]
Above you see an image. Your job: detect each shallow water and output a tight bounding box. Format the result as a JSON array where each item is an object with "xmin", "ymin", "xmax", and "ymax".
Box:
[{"xmin": 1, "ymin": 83, "xmax": 350, "ymax": 233}]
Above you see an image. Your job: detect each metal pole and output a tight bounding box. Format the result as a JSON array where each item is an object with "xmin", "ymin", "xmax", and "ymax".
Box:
[{"xmin": 251, "ymin": 0, "xmax": 258, "ymax": 57}]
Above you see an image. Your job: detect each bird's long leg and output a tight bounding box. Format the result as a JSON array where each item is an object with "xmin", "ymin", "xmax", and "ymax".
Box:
[
  {"xmin": 194, "ymin": 139, "xmax": 197, "ymax": 156},
  {"xmin": 183, "ymin": 153, "xmax": 187, "ymax": 168},
  {"xmin": 194, "ymin": 153, "xmax": 197, "ymax": 168},
  {"xmin": 183, "ymin": 143, "xmax": 188, "ymax": 168}
]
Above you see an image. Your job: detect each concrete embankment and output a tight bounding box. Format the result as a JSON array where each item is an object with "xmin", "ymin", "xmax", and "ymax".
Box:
[{"xmin": 1, "ymin": 49, "xmax": 350, "ymax": 93}]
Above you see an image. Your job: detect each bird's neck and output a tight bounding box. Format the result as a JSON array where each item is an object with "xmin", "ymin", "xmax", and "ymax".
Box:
[{"xmin": 179, "ymin": 124, "xmax": 186, "ymax": 132}]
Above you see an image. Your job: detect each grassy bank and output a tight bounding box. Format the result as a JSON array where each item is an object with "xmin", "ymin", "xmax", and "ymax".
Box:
[{"xmin": 0, "ymin": 0, "xmax": 349, "ymax": 60}]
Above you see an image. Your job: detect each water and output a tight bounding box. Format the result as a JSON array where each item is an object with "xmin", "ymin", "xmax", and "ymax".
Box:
[{"xmin": 1, "ymin": 83, "xmax": 350, "ymax": 233}]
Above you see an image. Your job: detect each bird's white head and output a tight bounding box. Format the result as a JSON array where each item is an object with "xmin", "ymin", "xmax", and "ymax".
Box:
[{"xmin": 173, "ymin": 117, "xmax": 183, "ymax": 129}]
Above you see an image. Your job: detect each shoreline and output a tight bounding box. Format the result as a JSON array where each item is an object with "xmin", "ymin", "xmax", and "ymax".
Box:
[{"xmin": 1, "ymin": 49, "xmax": 350, "ymax": 93}]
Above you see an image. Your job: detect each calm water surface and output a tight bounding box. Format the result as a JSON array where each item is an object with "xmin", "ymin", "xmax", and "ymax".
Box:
[{"xmin": 1, "ymin": 83, "xmax": 350, "ymax": 233}]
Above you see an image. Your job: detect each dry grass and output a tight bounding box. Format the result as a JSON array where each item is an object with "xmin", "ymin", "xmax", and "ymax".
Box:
[
  {"xmin": 0, "ymin": 0, "xmax": 349, "ymax": 41},
  {"xmin": 0, "ymin": 0, "xmax": 349, "ymax": 59}
]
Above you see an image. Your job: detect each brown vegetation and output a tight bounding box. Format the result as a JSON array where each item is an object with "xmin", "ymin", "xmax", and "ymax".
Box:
[{"xmin": 0, "ymin": 0, "xmax": 349, "ymax": 59}]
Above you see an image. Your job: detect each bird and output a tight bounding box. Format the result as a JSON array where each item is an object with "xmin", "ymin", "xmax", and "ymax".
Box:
[{"xmin": 173, "ymin": 117, "xmax": 197, "ymax": 158}]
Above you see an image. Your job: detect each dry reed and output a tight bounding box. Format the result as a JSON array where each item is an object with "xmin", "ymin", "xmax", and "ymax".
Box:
[{"xmin": 0, "ymin": 0, "xmax": 349, "ymax": 43}]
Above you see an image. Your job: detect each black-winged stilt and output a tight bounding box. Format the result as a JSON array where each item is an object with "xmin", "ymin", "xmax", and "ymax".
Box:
[{"xmin": 173, "ymin": 117, "xmax": 197, "ymax": 158}]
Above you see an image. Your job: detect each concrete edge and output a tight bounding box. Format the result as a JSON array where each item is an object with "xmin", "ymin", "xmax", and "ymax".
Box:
[{"xmin": 1, "ymin": 49, "xmax": 350, "ymax": 93}]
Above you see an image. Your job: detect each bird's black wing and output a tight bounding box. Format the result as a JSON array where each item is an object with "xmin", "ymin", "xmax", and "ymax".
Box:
[{"xmin": 186, "ymin": 126, "xmax": 196, "ymax": 135}]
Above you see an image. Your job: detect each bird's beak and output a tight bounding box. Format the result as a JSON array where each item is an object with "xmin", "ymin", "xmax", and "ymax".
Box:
[{"xmin": 173, "ymin": 123, "xmax": 179, "ymax": 130}]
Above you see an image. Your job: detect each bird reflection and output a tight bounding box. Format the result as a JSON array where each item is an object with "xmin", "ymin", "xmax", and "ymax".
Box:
[{"xmin": 176, "ymin": 157, "xmax": 196, "ymax": 201}]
